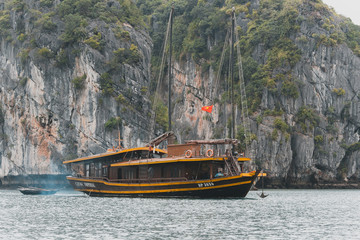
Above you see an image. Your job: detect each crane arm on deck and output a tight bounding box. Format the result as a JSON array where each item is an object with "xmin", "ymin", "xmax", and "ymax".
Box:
[{"xmin": 146, "ymin": 131, "xmax": 175, "ymax": 147}]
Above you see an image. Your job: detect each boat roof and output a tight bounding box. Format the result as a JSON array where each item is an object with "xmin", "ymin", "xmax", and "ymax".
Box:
[
  {"xmin": 111, "ymin": 156, "xmax": 251, "ymax": 167},
  {"xmin": 184, "ymin": 139, "xmax": 238, "ymax": 145},
  {"xmin": 63, "ymin": 147, "xmax": 167, "ymax": 164}
]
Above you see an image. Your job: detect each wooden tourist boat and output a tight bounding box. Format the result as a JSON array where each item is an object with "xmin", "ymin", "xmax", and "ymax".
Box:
[
  {"xmin": 63, "ymin": 133, "xmax": 259, "ymax": 198},
  {"xmin": 64, "ymin": 8, "xmax": 261, "ymax": 198}
]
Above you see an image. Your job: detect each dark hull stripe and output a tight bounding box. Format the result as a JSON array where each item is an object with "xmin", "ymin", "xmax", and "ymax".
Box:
[
  {"xmin": 74, "ymin": 180, "xmax": 251, "ymax": 194},
  {"xmin": 82, "ymin": 184, "xmax": 253, "ymax": 198},
  {"xmin": 67, "ymin": 171, "xmax": 259, "ymax": 198}
]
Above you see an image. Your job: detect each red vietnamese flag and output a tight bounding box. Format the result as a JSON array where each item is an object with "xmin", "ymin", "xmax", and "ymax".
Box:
[{"xmin": 201, "ymin": 105, "xmax": 213, "ymax": 113}]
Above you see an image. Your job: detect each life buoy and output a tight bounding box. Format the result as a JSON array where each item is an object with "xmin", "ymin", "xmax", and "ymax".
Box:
[
  {"xmin": 206, "ymin": 149, "xmax": 214, "ymax": 157},
  {"xmin": 185, "ymin": 150, "xmax": 192, "ymax": 158}
]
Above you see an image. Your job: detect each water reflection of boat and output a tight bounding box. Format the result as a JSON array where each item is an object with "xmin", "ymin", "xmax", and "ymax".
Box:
[{"xmin": 18, "ymin": 187, "xmax": 58, "ymax": 195}]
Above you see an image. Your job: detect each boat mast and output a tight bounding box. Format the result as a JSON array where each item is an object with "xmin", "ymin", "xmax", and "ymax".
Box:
[
  {"xmin": 150, "ymin": 5, "xmax": 175, "ymax": 140},
  {"xmin": 230, "ymin": 7, "xmax": 235, "ymax": 139},
  {"xmin": 168, "ymin": 6, "xmax": 174, "ymax": 132},
  {"xmin": 234, "ymin": 11, "xmax": 251, "ymax": 156}
]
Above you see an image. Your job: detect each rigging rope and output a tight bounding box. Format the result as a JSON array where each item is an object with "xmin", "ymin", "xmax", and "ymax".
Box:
[
  {"xmin": 211, "ymin": 29, "xmax": 230, "ymax": 101},
  {"xmin": 149, "ymin": 9, "xmax": 174, "ymax": 140},
  {"xmin": 148, "ymin": 9, "xmax": 251, "ymax": 153},
  {"xmin": 234, "ymin": 14, "xmax": 251, "ymax": 157}
]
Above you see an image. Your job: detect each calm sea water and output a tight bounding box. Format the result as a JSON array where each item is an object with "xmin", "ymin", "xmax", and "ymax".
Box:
[{"xmin": 0, "ymin": 189, "xmax": 359, "ymax": 239}]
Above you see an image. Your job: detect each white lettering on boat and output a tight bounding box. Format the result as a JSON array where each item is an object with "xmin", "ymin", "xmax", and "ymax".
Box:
[
  {"xmin": 74, "ymin": 182, "xmax": 96, "ymax": 188},
  {"xmin": 74, "ymin": 182, "xmax": 83, "ymax": 187},
  {"xmin": 197, "ymin": 182, "xmax": 214, "ymax": 188},
  {"xmin": 83, "ymin": 182, "xmax": 96, "ymax": 188}
]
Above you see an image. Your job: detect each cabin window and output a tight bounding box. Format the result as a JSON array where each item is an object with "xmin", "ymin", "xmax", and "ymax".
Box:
[
  {"xmin": 132, "ymin": 151, "xmax": 141, "ymax": 159},
  {"xmin": 114, "ymin": 153, "xmax": 125, "ymax": 162},
  {"xmin": 90, "ymin": 163, "xmax": 95, "ymax": 177},
  {"xmin": 153, "ymin": 152, "xmax": 163, "ymax": 158},
  {"xmin": 161, "ymin": 166, "xmax": 165, "ymax": 178},
  {"xmin": 170, "ymin": 167, "xmax": 180, "ymax": 178},
  {"xmin": 122, "ymin": 152, "xmax": 130, "ymax": 160},
  {"xmin": 198, "ymin": 163, "xmax": 210, "ymax": 179},
  {"xmin": 140, "ymin": 151, "xmax": 148, "ymax": 159},
  {"xmin": 85, "ymin": 164, "xmax": 89, "ymax": 177},
  {"xmin": 97, "ymin": 163, "xmax": 102, "ymax": 177},
  {"xmin": 148, "ymin": 150, "xmax": 165, "ymax": 159},
  {"xmin": 123, "ymin": 167, "xmax": 135, "ymax": 179},
  {"xmin": 129, "ymin": 151, "xmax": 134, "ymax": 159},
  {"xmin": 118, "ymin": 168, "xmax": 122, "ymax": 179},
  {"xmin": 94, "ymin": 163, "xmax": 98, "ymax": 177},
  {"xmin": 103, "ymin": 166, "xmax": 108, "ymax": 178},
  {"xmin": 139, "ymin": 166, "xmax": 148, "ymax": 179},
  {"xmin": 148, "ymin": 167, "xmax": 154, "ymax": 178},
  {"xmin": 129, "ymin": 171, "xmax": 134, "ymax": 179}
]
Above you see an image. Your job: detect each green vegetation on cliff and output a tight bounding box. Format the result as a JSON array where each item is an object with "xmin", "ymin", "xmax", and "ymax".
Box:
[
  {"xmin": 296, "ymin": 106, "xmax": 320, "ymax": 133},
  {"xmin": 0, "ymin": 0, "xmax": 359, "ymax": 140},
  {"xmin": 0, "ymin": 0, "xmax": 146, "ymax": 102},
  {"xmin": 0, "ymin": 0, "xmax": 152, "ymax": 134},
  {"xmin": 1, "ymin": 0, "xmax": 359, "ymax": 117},
  {"xmin": 137, "ymin": 0, "xmax": 305, "ymax": 113},
  {"xmin": 105, "ymin": 117, "xmax": 122, "ymax": 131}
]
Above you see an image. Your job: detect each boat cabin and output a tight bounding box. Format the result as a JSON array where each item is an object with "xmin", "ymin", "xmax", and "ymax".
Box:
[
  {"xmin": 64, "ymin": 139, "xmax": 250, "ymax": 183},
  {"xmin": 110, "ymin": 157, "xmax": 228, "ymax": 182},
  {"xmin": 63, "ymin": 147, "xmax": 167, "ymax": 179}
]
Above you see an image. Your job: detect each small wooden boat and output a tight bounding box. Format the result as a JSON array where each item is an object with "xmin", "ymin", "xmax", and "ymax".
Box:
[{"xmin": 18, "ymin": 186, "xmax": 58, "ymax": 195}]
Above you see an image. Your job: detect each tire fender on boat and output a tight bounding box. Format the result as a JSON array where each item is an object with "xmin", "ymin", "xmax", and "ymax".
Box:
[
  {"xmin": 185, "ymin": 150, "xmax": 192, "ymax": 158},
  {"xmin": 206, "ymin": 149, "xmax": 214, "ymax": 157}
]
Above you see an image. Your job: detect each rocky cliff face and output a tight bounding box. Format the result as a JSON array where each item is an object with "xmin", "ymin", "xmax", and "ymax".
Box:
[
  {"xmin": 166, "ymin": 0, "xmax": 360, "ymax": 187},
  {"xmin": 0, "ymin": 0, "xmax": 359, "ymax": 188},
  {"xmin": 0, "ymin": 0, "xmax": 153, "ymax": 181},
  {"xmin": 252, "ymin": 0, "xmax": 360, "ymax": 186}
]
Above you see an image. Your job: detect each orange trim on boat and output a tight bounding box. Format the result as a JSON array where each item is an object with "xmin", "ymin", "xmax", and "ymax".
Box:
[
  {"xmin": 110, "ymin": 156, "xmax": 252, "ymax": 167},
  {"xmin": 66, "ymin": 171, "xmax": 258, "ymax": 187},
  {"xmin": 63, "ymin": 147, "xmax": 167, "ymax": 164},
  {"xmin": 110, "ymin": 156, "xmax": 227, "ymax": 167},
  {"xmin": 75, "ymin": 180, "xmax": 253, "ymax": 194}
]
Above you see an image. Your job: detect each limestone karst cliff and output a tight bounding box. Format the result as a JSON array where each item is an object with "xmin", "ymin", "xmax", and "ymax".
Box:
[
  {"xmin": 0, "ymin": 0, "xmax": 153, "ymax": 184},
  {"xmin": 141, "ymin": 0, "xmax": 360, "ymax": 187},
  {"xmin": 0, "ymin": 0, "xmax": 359, "ymax": 188}
]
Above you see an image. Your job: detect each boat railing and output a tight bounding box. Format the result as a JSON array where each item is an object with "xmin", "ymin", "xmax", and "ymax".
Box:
[
  {"xmin": 78, "ymin": 176, "xmax": 188, "ymax": 183},
  {"xmin": 183, "ymin": 149, "xmax": 222, "ymax": 158},
  {"xmin": 108, "ymin": 177, "xmax": 188, "ymax": 184},
  {"xmin": 182, "ymin": 149, "xmax": 245, "ymax": 159}
]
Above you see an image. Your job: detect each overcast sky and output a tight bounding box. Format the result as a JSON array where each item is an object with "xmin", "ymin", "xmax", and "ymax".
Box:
[{"xmin": 322, "ymin": 0, "xmax": 360, "ymax": 25}]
